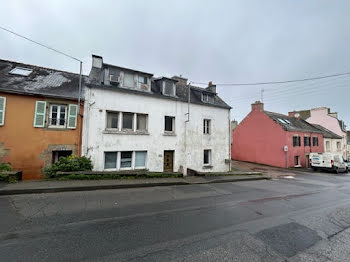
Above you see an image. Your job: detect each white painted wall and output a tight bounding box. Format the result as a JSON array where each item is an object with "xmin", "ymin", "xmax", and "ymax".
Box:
[
  {"xmin": 324, "ymin": 138, "xmax": 343, "ymax": 155},
  {"xmin": 82, "ymin": 87, "xmax": 231, "ymax": 174}
]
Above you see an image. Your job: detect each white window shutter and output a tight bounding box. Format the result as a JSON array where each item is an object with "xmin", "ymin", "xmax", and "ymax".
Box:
[
  {"xmin": 67, "ymin": 104, "xmax": 78, "ymax": 129},
  {"xmin": 0, "ymin": 96, "xmax": 6, "ymax": 126},
  {"xmin": 33, "ymin": 101, "xmax": 46, "ymax": 127}
]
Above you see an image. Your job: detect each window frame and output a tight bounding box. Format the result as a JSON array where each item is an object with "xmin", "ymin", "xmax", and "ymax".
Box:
[
  {"xmin": 106, "ymin": 111, "xmax": 120, "ymax": 130},
  {"xmin": 203, "ymin": 119, "xmax": 211, "ymax": 134},
  {"xmin": 304, "ymin": 136, "xmax": 311, "ymax": 147},
  {"xmin": 136, "ymin": 113, "xmax": 148, "ymax": 132},
  {"xmin": 120, "ymin": 151, "xmax": 133, "ymax": 169},
  {"xmin": 293, "ymin": 136, "xmax": 301, "ymax": 147},
  {"xmin": 135, "ymin": 151, "xmax": 147, "ymax": 169},
  {"xmin": 104, "ymin": 151, "xmax": 147, "ymax": 170},
  {"xmin": 164, "ymin": 116, "xmax": 175, "ymax": 133},
  {"xmin": 203, "ymin": 149, "xmax": 212, "ymax": 166},
  {"xmin": 48, "ymin": 104, "xmax": 67, "ymax": 128},
  {"xmin": 123, "ymin": 72, "xmax": 135, "ymax": 88},
  {"xmin": 104, "ymin": 152, "xmax": 118, "ymax": 170},
  {"xmin": 162, "ymin": 81, "xmax": 176, "ymax": 97},
  {"xmin": 122, "ymin": 112, "xmax": 134, "ymax": 130}
]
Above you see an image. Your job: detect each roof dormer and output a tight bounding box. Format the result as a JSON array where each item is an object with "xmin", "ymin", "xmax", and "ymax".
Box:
[{"xmin": 157, "ymin": 77, "xmax": 177, "ymax": 97}]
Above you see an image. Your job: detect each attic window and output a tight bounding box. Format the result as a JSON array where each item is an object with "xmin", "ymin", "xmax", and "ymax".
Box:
[
  {"xmin": 162, "ymin": 81, "xmax": 176, "ymax": 97},
  {"xmin": 202, "ymin": 93, "xmax": 214, "ymax": 104},
  {"xmin": 9, "ymin": 67, "xmax": 33, "ymax": 76}
]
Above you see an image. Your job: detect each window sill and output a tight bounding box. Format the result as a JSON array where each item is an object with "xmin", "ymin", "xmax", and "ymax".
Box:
[
  {"xmin": 103, "ymin": 129, "xmax": 149, "ymax": 135},
  {"xmin": 203, "ymin": 165, "xmax": 213, "ymax": 169},
  {"xmin": 294, "ymin": 165, "xmax": 302, "ymax": 168},
  {"xmin": 163, "ymin": 132, "xmax": 176, "ymax": 136}
]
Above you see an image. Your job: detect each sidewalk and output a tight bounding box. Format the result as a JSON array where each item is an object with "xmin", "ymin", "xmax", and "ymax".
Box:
[{"xmin": 0, "ymin": 173, "xmax": 267, "ymax": 196}]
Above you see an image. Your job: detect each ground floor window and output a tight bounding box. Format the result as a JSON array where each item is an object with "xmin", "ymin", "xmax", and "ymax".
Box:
[
  {"xmin": 104, "ymin": 151, "xmax": 147, "ymax": 170},
  {"xmin": 52, "ymin": 150, "xmax": 72, "ymax": 163},
  {"xmin": 294, "ymin": 155, "xmax": 300, "ymax": 166},
  {"xmin": 204, "ymin": 149, "xmax": 212, "ymax": 165}
]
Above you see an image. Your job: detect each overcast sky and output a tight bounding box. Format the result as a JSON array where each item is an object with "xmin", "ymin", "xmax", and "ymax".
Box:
[{"xmin": 1, "ymin": 0, "xmax": 349, "ymax": 127}]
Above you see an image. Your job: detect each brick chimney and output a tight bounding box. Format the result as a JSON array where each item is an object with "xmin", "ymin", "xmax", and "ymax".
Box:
[
  {"xmin": 206, "ymin": 81, "xmax": 216, "ymax": 93},
  {"xmin": 172, "ymin": 75, "xmax": 188, "ymax": 86},
  {"xmin": 92, "ymin": 54, "xmax": 103, "ymax": 69},
  {"xmin": 288, "ymin": 111, "xmax": 300, "ymax": 119},
  {"xmin": 251, "ymin": 101, "xmax": 264, "ymax": 112}
]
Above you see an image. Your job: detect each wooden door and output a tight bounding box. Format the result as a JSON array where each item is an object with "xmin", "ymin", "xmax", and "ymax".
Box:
[{"xmin": 163, "ymin": 151, "xmax": 174, "ymax": 172}]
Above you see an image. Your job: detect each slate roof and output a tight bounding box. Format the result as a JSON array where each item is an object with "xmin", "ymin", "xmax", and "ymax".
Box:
[
  {"xmin": 312, "ymin": 124, "xmax": 343, "ymax": 139},
  {"xmin": 0, "ymin": 59, "xmax": 87, "ymax": 100},
  {"xmin": 88, "ymin": 62, "xmax": 231, "ymax": 109},
  {"xmin": 264, "ymin": 111, "xmax": 323, "ymax": 133}
]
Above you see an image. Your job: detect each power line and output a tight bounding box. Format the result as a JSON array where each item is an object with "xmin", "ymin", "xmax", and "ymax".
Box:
[
  {"xmin": 0, "ymin": 25, "xmax": 81, "ymax": 62},
  {"xmin": 192, "ymin": 71, "xmax": 350, "ymax": 86}
]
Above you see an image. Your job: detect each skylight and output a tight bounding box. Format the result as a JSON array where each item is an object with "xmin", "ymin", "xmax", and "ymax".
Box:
[
  {"xmin": 277, "ymin": 118, "xmax": 292, "ymax": 125},
  {"xmin": 9, "ymin": 67, "xmax": 33, "ymax": 76}
]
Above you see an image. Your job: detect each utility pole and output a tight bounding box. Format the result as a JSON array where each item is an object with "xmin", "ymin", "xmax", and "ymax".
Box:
[{"xmin": 261, "ymin": 87, "xmax": 265, "ymax": 102}]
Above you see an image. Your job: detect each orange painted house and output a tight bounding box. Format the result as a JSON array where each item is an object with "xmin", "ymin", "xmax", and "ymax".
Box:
[{"xmin": 0, "ymin": 59, "xmax": 86, "ymax": 180}]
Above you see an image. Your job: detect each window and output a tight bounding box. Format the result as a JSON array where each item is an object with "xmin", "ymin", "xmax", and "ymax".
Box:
[
  {"xmin": 122, "ymin": 112, "xmax": 133, "ymax": 130},
  {"xmin": 165, "ymin": 116, "xmax": 175, "ymax": 132},
  {"xmin": 138, "ymin": 76, "xmax": 147, "ymax": 84},
  {"xmin": 294, "ymin": 156, "xmax": 300, "ymax": 166},
  {"xmin": 106, "ymin": 112, "xmax": 119, "ymax": 129},
  {"xmin": 304, "ymin": 136, "xmax": 311, "ymax": 146},
  {"xmin": 163, "ymin": 81, "xmax": 175, "ymax": 96},
  {"xmin": 312, "ymin": 137, "xmax": 319, "ymax": 146},
  {"xmin": 203, "ymin": 119, "xmax": 211, "ymax": 134},
  {"xmin": 138, "ymin": 76, "xmax": 148, "ymax": 90},
  {"xmin": 52, "ymin": 150, "xmax": 72, "ymax": 164},
  {"xmin": 337, "ymin": 142, "xmax": 341, "ymax": 150},
  {"xmin": 293, "ymin": 136, "xmax": 301, "ymax": 147},
  {"xmin": 137, "ymin": 114, "xmax": 147, "ymax": 131},
  {"xmin": 202, "ymin": 93, "xmax": 214, "ymax": 103},
  {"xmin": 104, "ymin": 152, "xmax": 117, "ymax": 169},
  {"xmin": 120, "ymin": 151, "xmax": 132, "ymax": 168},
  {"xmin": 0, "ymin": 96, "xmax": 6, "ymax": 126},
  {"xmin": 104, "ymin": 151, "xmax": 147, "ymax": 170},
  {"xmin": 124, "ymin": 73, "xmax": 135, "ymax": 88},
  {"xmin": 135, "ymin": 151, "xmax": 147, "ymax": 168},
  {"xmin": 9, "ymin": 67, "xmax": 33, "ymax": 76},
  {"xmin": 49, "ymin": 104, "xmax": 67, "ymax": 127},
  {"xmin": 204, "ymin": 149, "xmax": 211, "ymax": 165},
  {"xmin": 326, "ymin": 141, "xmax": 330, "ymax": 151}
]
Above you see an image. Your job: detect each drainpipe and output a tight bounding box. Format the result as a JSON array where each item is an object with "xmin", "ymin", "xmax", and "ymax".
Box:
[
  {"xmin": 77, "ymin": 61, "xmax": 83, "ymax": 157},
  {"xmin": 183, "ymin": 83, "xmax": 191, "ymax": 176},
  {"xmin": 228, "ymin": 110, "xmax": 232, "ymax": 171}
]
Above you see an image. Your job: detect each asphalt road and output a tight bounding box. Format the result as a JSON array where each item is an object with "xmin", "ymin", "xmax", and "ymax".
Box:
[{"xmin": 2, "ymin": 171, "xmax": 350, "ymax": 261}]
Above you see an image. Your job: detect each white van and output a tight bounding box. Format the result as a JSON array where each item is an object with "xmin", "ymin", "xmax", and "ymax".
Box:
[{"xmin": 310, "ymin": 153, "xmax": 348, "ymax": 173}]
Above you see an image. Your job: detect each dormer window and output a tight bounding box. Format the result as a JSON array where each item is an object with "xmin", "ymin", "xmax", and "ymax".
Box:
[
  {"xmin": 138, "ymin": 76, "xmax": 149, "ymax": 91},
  {"xmin": 202, "ymin": 93, "xmax": 214, "ymax": 104},
  {"xmin": 9, "ymin": 67, "xmax": 33, "ymax": 76},
  {"xmin": 162, "ymin": 81, "xmax": 176, "ymax": 97},
  {"xmin": 124, "ymin": 72, "xmax": 135, "ymax": 88}
]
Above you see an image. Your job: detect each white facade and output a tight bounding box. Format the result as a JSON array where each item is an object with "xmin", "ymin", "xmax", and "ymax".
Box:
[
  {"xmin": 323, "ymin": 138, "xmax": 343, "ymax": 154},
  {"xmin": 82, "ymin": 87, "xmax": 231, "ymax": 174}
]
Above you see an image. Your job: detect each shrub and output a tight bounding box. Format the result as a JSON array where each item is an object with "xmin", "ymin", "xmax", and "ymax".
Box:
[
  {"xmin": 44, "ymin": 155, "xmax": 93, "ymax": 178},
  {"xmin": 0, "ymin": 163, "xmax": 12, "ymax": 172}
]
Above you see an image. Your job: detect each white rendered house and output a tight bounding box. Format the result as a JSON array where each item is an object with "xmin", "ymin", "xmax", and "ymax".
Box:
[{"xmin": 82, "ymin": 55, "xmax": 231, "ymax": 174}]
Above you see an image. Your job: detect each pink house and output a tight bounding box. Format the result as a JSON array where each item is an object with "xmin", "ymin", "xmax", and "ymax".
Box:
[
  {"xmin": 232, "ymin": 102, "xmax": 324, "ymax": 168},
  {"xmin": 290, "ymin": 107, "xmax": 348, "ymax": 159}
]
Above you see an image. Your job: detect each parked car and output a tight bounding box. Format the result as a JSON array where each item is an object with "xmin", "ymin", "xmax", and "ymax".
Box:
[{"xmin": 309, "ymin": 153, "xmax": 348, "ymax": 173}]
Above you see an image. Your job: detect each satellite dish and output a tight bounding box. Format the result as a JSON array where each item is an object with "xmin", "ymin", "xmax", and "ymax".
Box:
[{"xmin": 295, "ymin": 113, "xmax": 300, "ymax": 118}]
